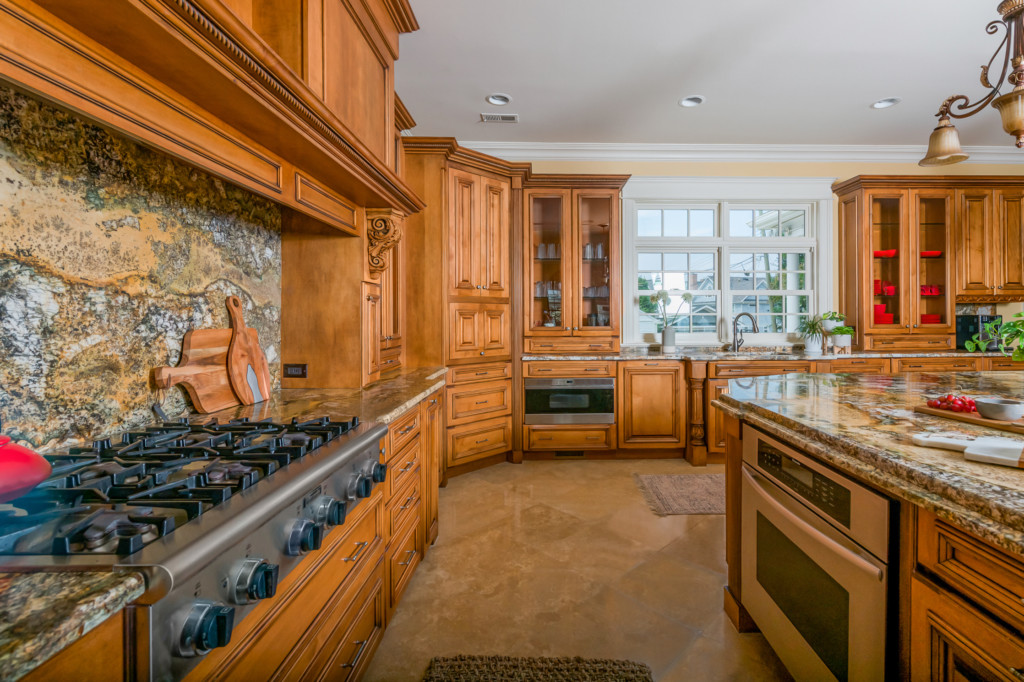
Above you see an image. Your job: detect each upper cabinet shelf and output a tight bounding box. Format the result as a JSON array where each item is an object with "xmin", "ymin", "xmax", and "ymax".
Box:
[{"xmin": 2, "ymin": 0, "xmax": 424, "ymax": 231}]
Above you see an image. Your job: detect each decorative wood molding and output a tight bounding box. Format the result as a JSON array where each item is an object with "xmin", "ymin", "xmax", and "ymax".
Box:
[
  {"xmin": 394, "ymin": 94, "xmax": 416, "ymax": 132},
  {"xmin": 957, "ymin": 294, "xmax": 1024, "ymax": 303},
  {"xmin": 366, "ymin": 208, "xmax": 404, "ymax": 278},
  {"xmin": 833, "ymin": 175, "xmax": 1024, "ymax": 195}
]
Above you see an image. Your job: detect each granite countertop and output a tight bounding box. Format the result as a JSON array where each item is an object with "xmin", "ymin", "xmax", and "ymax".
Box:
[
  {"xmin": 0, "ymin": 366, "xmax": 446, "ymax": 681},
  {"xmin": 0, "ymin": 571, "xmax": 145, "ymax": 681},
  {"xmin": 714, "ymin": 371, "xmax": 1024, "ymax": 555},
  {"xmin": 523, "ymin": 349, "xmax": 1004, "ymax": 361}
]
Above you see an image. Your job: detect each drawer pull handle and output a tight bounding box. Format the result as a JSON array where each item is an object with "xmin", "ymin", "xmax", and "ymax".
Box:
[
  {"xmin": 475, "ymin": 371, "xmax": 489, "ymax": 376},
  {"xmin": 851, "ymin": 360, "xmax": 866, "ymax": 364},
  {"xmin": 341, "ymin": 541, "xmax": 368, "ymax": 563},
  {"xmin": 339, "ymin": 639, "xmax": 369, "ymax": 669},
  {"xmin": 475, "ymin": 400, "xmax": 490, "ymax": 405},
  {"xmin": 430, "ymin": 398, "xmax": 438, "ymax": 405},
  {"xmin": 398, "ymin": 425, "xmax": 416, "ymax": 435},
  {"xmin": 536, "ymin": 368, "xmax": 552, "ymax": 372},
  {"xmin": 644, "ymin": 363, "xmax": 660, "ymax": 366},
  {"xmin": 538, "ymin": 436, "xmax": 553, "ymax": 441},
  {"xmin": 475, "ymin": 438, "xmax": 490, "ymax": 444},
  {"xmin": 586, "ymin": 436, "xmax": 601, "ymax": 440},
  {"xmin": 539, "ymin": 344, "xmax": 553, "ymax": 348},
  {"xmin": 400, "ymin": 495, "xmax": 417, "ymax": 510},
  {"xmin": 589, "ymin": 344, "xmax": 605, "ymax": 348},
  {"xmin": 399, "ymin": 460, "xmax": 416, "ymax": 473},
  {"xmin": 398, "ymin": 549, "xmax": 417, "ymax": 566},
  {"xmin": 584, "ymin": 368, "xmax": 601, "ymax": 372}
]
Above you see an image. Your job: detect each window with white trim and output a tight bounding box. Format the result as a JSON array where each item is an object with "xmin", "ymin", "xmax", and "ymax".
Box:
[{"xmin": 623, "ymin": 178, "xmax": 834, "ymax": 347}]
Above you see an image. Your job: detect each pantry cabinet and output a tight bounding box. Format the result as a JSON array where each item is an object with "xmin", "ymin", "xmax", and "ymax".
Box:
[{"xmin": 448, "ymin": 168, "xmax": 510, "ymax": 298}]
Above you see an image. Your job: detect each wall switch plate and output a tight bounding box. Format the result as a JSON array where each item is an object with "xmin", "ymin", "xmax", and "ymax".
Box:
[{"xmin": 283, "ymin": 363, "xmax": 307, "ymax": 378}]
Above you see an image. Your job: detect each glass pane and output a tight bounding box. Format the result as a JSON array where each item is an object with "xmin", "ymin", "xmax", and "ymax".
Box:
[
  {"xmin": 731, "ymin": 273, "xmax": 754, "ymax": 290},
  {"xmin": 753, "ymin": 210, "xmax": 780, "ymax": 237},
  {"xmin": 693, "ymin": 315, "xmax": 717, "ymax": 332},
  {"xmin": 664, "ymin": 210, "xmax": 687, "ymax": 237},
  {"xmin": 691, "ymin": 210, "xmax": 715, "ymax": 236},
  {"xmin": 781, "ymin": 210, "xmax": 806, "ymax": 237},
  {"xmin": 695, "ymin": 272, "xmax": 716, "ymax": 289},
  {"xmin": 730, "ymin": 210, "xmax": 755, "ymax": 237},
  {"xmin": 755, "ymin": 253, "xmax": 781, "ymax": 271},
  {"xmin": 638, "ymin": 273, "xmax": 657, "ymax": 291},
  {"xmin": 638, "ymin": 253, "xmax": 661, "ymax": 271},
  {"xmin": 638, "ymin": 210, "xmax": 661, "ymax": 237},
  {"xmin": 664, "ymin": 253, "xmax": 688, "ymax": 271},
  {"xmin": 691, "ymin": 253, "xmax": 714, "ymax": 271},
  {"xmin": 733, "ymin": 295, "xmax": 757, "ymax": 315},
  {"xmin": 663, "ymin": 273, "xmax": 689, "ymax": 290},
  {"xmin": 730, "ymin": 253, "xmax": 753, "ymax": 270},
  {"xmin": 530, "ymin": 195, "xmax": 566, "ymax": 330}
]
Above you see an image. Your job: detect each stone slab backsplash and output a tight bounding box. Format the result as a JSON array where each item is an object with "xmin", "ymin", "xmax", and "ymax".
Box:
[{"xmin": 0, "ymin": 85, "xmax": 282, "ymax": 452}]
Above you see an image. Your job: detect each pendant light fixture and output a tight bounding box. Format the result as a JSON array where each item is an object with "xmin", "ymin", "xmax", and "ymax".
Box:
[{"xmin": 920, "ymin": 0, "xmax": 1024, "ymax": 166}]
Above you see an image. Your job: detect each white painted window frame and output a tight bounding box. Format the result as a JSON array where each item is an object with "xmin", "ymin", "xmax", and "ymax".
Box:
[{"xmin": 622, "ymin": 177, "xmax": 835, "ymax": 347}]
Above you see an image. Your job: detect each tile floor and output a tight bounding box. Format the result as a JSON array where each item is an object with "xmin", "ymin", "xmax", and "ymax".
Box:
[{"xmin": 363, "ymin": 458, "xmax": 791, "ymax": 681}]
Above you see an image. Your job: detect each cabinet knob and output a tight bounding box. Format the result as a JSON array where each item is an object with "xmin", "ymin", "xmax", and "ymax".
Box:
[
  {"xmin": 1000, "ymin": 285, "xmax": 1004, "ymax": 289},
  {"xmin": 905, "ymin": 324, "xmax": 910, "ymax": 329},
  {"xmin": 480, "ymin": 351, "xmax": 485, "ymax": 355},
  {"xmin": 913, "ymin": 324, "xmax": 918, "ymax": 328},
  {"xmin": 476, "ymin": 285, "xmax": 482, "ymax": 289}
]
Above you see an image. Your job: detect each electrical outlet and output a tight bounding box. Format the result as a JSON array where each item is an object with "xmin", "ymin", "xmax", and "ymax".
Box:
[{"xmin": 283, "ymin": 363, "xmax": 307, "ymax": 378}]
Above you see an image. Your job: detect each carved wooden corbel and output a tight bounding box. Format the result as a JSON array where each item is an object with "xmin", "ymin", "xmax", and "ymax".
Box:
[{"xmin": 366, "ymin": 209, "xmax": 404, "ymax": 279}]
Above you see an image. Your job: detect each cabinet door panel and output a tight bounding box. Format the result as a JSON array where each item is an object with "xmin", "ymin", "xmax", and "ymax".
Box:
[
  {"xmin": 706, "ymin": 379, "xmax": 729, "ymax": 455},
  {"xmin": 524, "ymin": 189, "xmax": 573, "ymax": 335},
  {"xmin": 446, "ymin": 304, "xmax": 480, "ymax": 361},
  {"xmin": 573, "ymin": 190, "xmax": 619, "ymax": 336},
  {"xmin": 618, "ymin": 363, "xmax": 685, "ymax": 448},
  {"xmin": 997, "ymin": 189, "xmax": 1024, "ymax": 295},
  {"xmin": 479, "ymin": 305, "xmax": 510, "ymax": 357},
  {"xmin": 866, "ymin": 191, "xmax": 910, "ymax": 334},
  {"xmin": 448, "ymin": 169, "xmax": 478, "ymax": 296},
  {"xmin": 480, "ymin": 177, "xmax": 510, "ymax": 297},
  {"xmin": 361, "ymin": 281, "xmax": 381, "ymax": 385},
  {"xmin": 956, "ymin": 189, "xmax": 995, "ymax": 295}
]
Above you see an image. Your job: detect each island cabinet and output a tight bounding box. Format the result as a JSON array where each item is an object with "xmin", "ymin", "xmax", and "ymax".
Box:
[
  {"xmin": 617, "ymin": 360, "xmax": 686, "ymax": 449},
  {"xmin": 522, "ymin": 180, "xmax": 628, "ymax": 355},
  {"xmin": 22, "ymin": 612, "xmax": 126, "ymax": 682}
]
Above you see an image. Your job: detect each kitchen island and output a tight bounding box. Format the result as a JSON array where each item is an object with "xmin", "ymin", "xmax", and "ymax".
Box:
[{"xmin": 714, "ymin": 371, "xmax": 1024, "ymax": 681}]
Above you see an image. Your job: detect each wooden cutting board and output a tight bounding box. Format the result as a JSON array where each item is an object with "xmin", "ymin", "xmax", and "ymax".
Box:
[
  {"xmin": 152, "ymin": 328, "xmax": 240, "ymax": 413},
  {"xmin": 226, "ymin": 295, "xmax": 272, "ymax": 405},
  {"xmin": 914, "ymin": 405, "xmax": 1024, "ymax": 436}
]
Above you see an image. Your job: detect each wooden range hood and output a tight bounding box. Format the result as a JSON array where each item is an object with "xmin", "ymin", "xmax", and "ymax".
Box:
[{"xmin": 0, "ymin": 0, "xmax": 425, "ymax": 232}]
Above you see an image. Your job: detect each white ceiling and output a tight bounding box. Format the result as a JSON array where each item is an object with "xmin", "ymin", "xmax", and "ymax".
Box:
[{"xmin": 394, "ymin": 0, "xmax": 1022, "ymax": 154}]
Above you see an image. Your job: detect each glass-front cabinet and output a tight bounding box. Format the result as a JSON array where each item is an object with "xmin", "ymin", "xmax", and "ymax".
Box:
[
  {"xmin": 913, "ymin": 190, "xmax": 954, "ymax": 333},
  {"xmin": 867, "ymin": 192, "xmax": 906, "ymax": 333},
  {"xmin": 524, "ymin": 187, "xmax": 621, "ymax": 341}
]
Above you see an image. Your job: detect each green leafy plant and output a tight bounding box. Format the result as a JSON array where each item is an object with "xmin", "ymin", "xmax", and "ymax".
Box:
[
  {"xmin": 641, "ymin": 290, "xmax": 693, "ymax": 331},
  {"xmin": 822, "ymin": 311, "xmax": 846, "ymax": 322},
  {"xmin": 965, "ymin": 313, "xmax": 1024, "ymax": 360},
  {"xmin": 830, "ymin": 325, "xmax": 855, "ymax": 336},
  {"xmin": 797, "ymin": 315, "xmax": 825, "ymax": 339}
]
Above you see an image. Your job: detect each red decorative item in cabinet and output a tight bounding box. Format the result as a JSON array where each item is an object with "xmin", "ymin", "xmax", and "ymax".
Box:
[
  {"xmin": 920, "ymin": 251, "xmax": 943, "ymax": 258},
  {"xmin": 883, "ymin": 284, "xmax": 896, "ymax": 296},
  {"xmin": 873, "ymin": 249, "xmax": 898, "ymax": 258},
  {"xmin": 873, "ymin": 279, "xmax": 881, "ymax": 295},
  {"xmin": 921, "ymin": 314, "xmax": 942, "ymax": 324},
  {"xmin": 920, "ymin": 285, "xmax": 942, "ymax": 296}
]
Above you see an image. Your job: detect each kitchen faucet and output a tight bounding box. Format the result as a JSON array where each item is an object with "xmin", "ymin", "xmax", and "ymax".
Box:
[{"xmin": 732, "ymin": 312, "xmax": 759, "ymax": 352}]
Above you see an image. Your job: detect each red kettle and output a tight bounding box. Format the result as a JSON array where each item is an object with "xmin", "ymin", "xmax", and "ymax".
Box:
[{"xmin": 0, "ymin": 427, "xmax": 51, "ymax": 503}]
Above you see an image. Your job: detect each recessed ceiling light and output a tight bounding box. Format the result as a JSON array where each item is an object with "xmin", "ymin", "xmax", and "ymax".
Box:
[
  {"xmin": 486, "ymin": 93, "xmax": 512, "ymax": 106},
  {"xmin": 871, "ymin": 97, "xmax": 902, "ymax": 109},
  {"xmin": 679, "ymin": 95, "xmax": 706, "ymax": 108}
]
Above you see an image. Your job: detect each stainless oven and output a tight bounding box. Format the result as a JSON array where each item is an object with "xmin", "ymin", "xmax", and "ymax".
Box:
[
  {"xmin": 523, "ymin": 378, "xmax": 614, "ymax": 424},
  {"xmin": 740, "ymin": 425, "xmax": 893, "ymax": 681}
]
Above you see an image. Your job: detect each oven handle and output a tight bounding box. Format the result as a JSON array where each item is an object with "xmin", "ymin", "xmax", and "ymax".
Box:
[{"xmin": 743, "ymin": 466, "xmax": 884, "ymax": 582}]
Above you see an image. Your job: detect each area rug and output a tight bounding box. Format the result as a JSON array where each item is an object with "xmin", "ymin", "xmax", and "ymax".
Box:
[
  {"xmin": 633, "ymin": 473, "xmax": 725, "ymax": 515},
  {"xmin": 422, "ymin": 655, "xmax": 654, "ymax": 681}
]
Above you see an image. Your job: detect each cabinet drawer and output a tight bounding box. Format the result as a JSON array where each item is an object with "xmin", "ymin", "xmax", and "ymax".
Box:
[
  {"xmin": 863, "ymin": 334, "xmax": 954, "ymax": 351},
  {"xmin": 985, "ymin": 356, "xmax": 1022, "ymax": 371},
  {"xmin": 524, "ymin": 425, "xmax": 616, "ymax": 451},
  {"xmin": 387, "ymin": 408, "xmax": 420, "ymax": 458},
  {"xmin": 309, "ymin": 562, "xmax": 385, "ymax": 681},
  {"xmin": 386, "ymin": 473, "xmax": 421, "ymax": 540},
  {"xmin": 387, "ymin": 511, "xmax": 423, "ymax": 615},
  {"xmin": 817, "ymin": 358, "xmax": 891, "ymax": 374},
  {"xmin": 709, "ymin": 361, "xmax": 812, "ymax": 378},
  {"xmin": 446, "ymin": 379, "xmax": 512, "ymax": 425},
  {"xmin": 447, "ymin": 362, "xmax": 511, "ymax": 385},
  {"xmin": 447, "ymin": 416, "xmax": 512, "ymax": 467},
  {"xmin": 379, "ymin": 347, "xmax": 401, "ymax": 372},
  {"xmin": 917, "ymin": 509, "xmax": 1024, "ymax": 633},
  {"xmin": 525, "ymin": 337, "xmax": 619, "ymax": 354},
  {"xmin": 893, "ymin": 357, "xmax": 981, "ymax": 373},
  {"xmin": 523, "ymin": 361, "xmax": 614, "ymax": 377},
  {"xmin": 385, "ymin": 438, "xmax": 420, "ymax": 501}
]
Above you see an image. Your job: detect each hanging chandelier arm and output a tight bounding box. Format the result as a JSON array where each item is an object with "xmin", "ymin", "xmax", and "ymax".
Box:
[{"xmin": 938, "ymin": 20, "xmax": 1012, "ymax": 119}]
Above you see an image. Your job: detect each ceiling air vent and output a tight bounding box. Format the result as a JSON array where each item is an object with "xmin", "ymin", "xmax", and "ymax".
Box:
[{"xmin": 480, "ymin": 113, "xmax": 519, "ymax": 123}]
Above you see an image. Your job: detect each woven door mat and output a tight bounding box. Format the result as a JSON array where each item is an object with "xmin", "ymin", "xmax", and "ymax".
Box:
[
  {"xmin": 422, "ymin": 655, "xmax": 654, "ymax": 682},
  {"xmin": 633, "ymin": 473, "xmax": 726, "ymax": 515}
]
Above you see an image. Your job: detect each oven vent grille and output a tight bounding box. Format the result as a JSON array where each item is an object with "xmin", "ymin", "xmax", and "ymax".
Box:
[{"xmin": 480, "ymin": 113, "xmax": 519, "ymax": 123}]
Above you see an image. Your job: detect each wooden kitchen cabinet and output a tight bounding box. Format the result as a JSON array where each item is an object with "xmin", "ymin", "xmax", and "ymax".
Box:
[
  {"xmin": 447, "ymin": 416, "xmax": 513, "ymax": 467},
  {"xmin": 448, "ymin": 168, "xmax": 510, "ymax": 298},
  {"xmin": 379, "ymin": 237, "xmax": 404, "ymax": 371},
  {"xmin": 23, "ymin": 612, "xmax": 125, "ymax": 682},
  {"xmin": 996, "ymin": 189, "xmax": 1024, "ymax": 296},
  {"xmin": 523, "ymin": 424, "xmax": 616, "ymax": 451},
  {"xmin": 814, "ymin": 358, "xmax": 891, "ymax": 374},
  {"xmin": 617, "ymin": 360, "xmax": 686, "ymax": 448},
  {"xmin": 892, "ymin": 357, "xmax": 982, "ymax": 373},
  {"xmin": 955, "ymin": 187, "xmax": 1024, "ymax": 299},
  {"xmin": 361, "ymin": 281, "xmax": 382, "ymax": 386},
  {"xmin": 706, "ymin": 379, "xmax": 730, "ymax": 456},
  {"xmin": 421, "ymin": 394, "xmax": 442, "ymax": 545},
  {"xmin": 446, "ymin": 302, "xmax": 510, "ymax": 362}
]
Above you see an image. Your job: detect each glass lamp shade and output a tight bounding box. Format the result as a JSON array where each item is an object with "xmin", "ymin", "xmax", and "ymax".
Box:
[
  {"xmin": 919, "ymin": 117, "xmax": 969, "ymax": 166},
  {"xmin": 992, "ymin": 90, "xmax": 1024, "ymax": 148}
]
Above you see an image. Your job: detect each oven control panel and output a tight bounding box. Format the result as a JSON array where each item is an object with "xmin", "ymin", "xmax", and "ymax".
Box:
[{"xmin": 757, "ymin": 441, "xmax": 852, "ymax": 528}]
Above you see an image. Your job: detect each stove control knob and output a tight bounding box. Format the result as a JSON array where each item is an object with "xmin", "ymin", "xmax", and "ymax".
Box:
[
  {"xmin": 174, "ymin": 600, "xmax": 235, "ymax": 658},
  {"xmin": 356, "ymin": 475, "xmax": 373, "ymax": 499},
  {"xmin": 306, "ymin": 495, "xmax": 346, "ymax": 527},
  {"xmin": 285, "ymin": 519, "xmax": 324, "ymax": 556},
  {"xmin": 230, "ymin": 558, "xmax": 279, "ymax": 604},
  {"xmin": 372, "ymin": 462, "xmax": 387, "ymax": 484}
]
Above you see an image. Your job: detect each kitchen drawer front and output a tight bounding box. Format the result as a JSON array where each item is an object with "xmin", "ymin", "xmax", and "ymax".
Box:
[
  {"xmin": 447, "ymin": 416, "xmax": 512, "ymax": 467},
  {"xmin": 816, "ymin": 358, "xmax": 891, "ymax": 374},
  {"xmin": 524, "ymin": 337, "xmax": 619, "ymax": 354},
  {"xmin": 917, "ymin": 509, "xmax": 1024, "ymax": 633},
  {"xmin": 447, "ymin": 362, "xmax": 511, "ymax": 385},
  {"xmin": 893, "ymin": 357, "xmax": 982, "ymax": 373},
  {"xmin": 387, "ymin": 407, "xmax": 420, "ymax": 458},
  {"xmin": 446, "ymin": 379, "xmax": 512, "ymax": 426},
  {"xmin": 709, "ymin": 361, "xmax": 812, "ymax": 379},
  {"xmin": 984, "ymin": 356, "xmax": 1022, "ymax": 371},
  {"xmin": 385, "ymin": 437, "xmax": 421, "ymax": 501},
  {"xmin": 523, "ymin": 424, "xmax": 616, "ymax": 451},
  {"xmin": 307, "ymin": 561, "xmax": 385, "ymax": 681},
  {"xmin": 379, "ymin": 347, "xmax": 402, "ymax": 372},
  {"xmin": 387, "ymin": 510, "xmax": 423, "ymax": 615},
  {"xmin": 386, "ymin": 473, "xmax": 421, "ymax": 540},
  {"xmin": 863, "ymin": 334, "xmax": 954, "ymax": 351},
  {"xmin": 523, "ymin": 360, "xmax": 615, "ymax": 377}
]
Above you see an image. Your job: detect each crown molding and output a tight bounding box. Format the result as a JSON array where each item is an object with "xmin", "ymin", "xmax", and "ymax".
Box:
[{"xmin": 459, "ymin": 141, "xmax": 1024, "ymax": 165}]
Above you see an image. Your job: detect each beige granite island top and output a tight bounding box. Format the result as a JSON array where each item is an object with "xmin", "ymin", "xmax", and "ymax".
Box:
[
  {"xmin": 714, "ymin": 371, "xmax": 1024, "ymax": 556},
  {"xmin": 523, "ymin": 348, "xmax": 1006, "ymax": 361}
]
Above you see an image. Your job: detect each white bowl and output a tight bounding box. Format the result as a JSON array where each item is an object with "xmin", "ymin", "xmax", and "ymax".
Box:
[{"xmin": 974, "ymin": 398, "xmax": 1024, "ymax": 421}]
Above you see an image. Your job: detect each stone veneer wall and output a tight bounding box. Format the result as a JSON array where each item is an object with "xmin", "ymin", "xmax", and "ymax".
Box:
[{"xmin": 0, "ymin": 85, "xmax": 282, "ymax": 451}]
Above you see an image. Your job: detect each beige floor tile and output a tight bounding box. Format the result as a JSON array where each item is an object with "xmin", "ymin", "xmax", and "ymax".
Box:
[
  {"xmin": 658, "ymin": 514, "xmax": 728, "ymax": 574},
  {"xmin": 614, "ymin": 552, "xmax": 726, "ymax": 631}
]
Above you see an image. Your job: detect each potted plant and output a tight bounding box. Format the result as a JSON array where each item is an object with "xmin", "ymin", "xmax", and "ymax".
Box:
[
  {"xmin": 643, "ymin": 290, "xmax": 692, "ymax": 353},
  {"xmin": 821, "ymin": 311, "xmax": 846, "ymax": 333},
  {"xmin": 797, "ymin": 315, "xmax": 826, "ymax": 356},
  {"xmin": 831, "ymin": 325, "xmax": 855, "ymax": 349},
  {"xmin": 966, "ymin": 313, "xmax": 1024, "ymax": 358}
]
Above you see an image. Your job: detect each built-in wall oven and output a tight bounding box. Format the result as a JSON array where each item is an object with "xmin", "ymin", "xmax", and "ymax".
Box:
[
  {"xmin": 740, "ymin": 425, "xmax": 894, "ymax": 681},
  {"xmin": 523, "ymin": 378, "xmax": 614, "ymax": 424}
]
